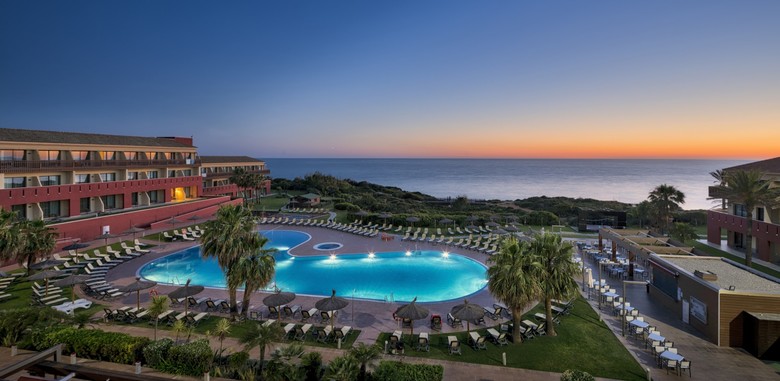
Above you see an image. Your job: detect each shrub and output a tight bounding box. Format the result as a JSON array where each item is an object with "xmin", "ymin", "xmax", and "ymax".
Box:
[
  {"xmin": 561, "ymin": 369, "xmax": 595, "ymax": 381},
  {"xmin": 164, "ymin": 339, "xmax": 213, "ymax": 376},
  {"xmin": 142, "ymin": 338, "xmax": 173, "ymax": 368},
  {"xmin": 334, "ymin": 202, "xmax": 359, "ymax": 211},
  {"xmin": 33, "ymin": 327, "xmax": 149, "ymax": 365},
  {"xmin": 372, "ymin": 361, "xmax": 444, "ymax": 381}
]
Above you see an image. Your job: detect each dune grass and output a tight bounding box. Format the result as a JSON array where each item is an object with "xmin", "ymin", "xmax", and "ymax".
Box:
[{"xmin": 377, "ymin": 297, "xmax": 646, "ymax": 381}]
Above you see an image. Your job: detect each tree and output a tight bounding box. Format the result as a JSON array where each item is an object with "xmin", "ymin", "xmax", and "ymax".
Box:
[
  {"xmin": 324, "ymin": 354, "xmax": 360, "ymax": 381},
  {"xmin": 710, "ymin": 169, "xmax": 727, "ymax": 209},
  {"xmin": 529, "ymin": 233, "xmax": 579, "ymax": 336},
  {"xmin": 629, "ymin": 201, "xmax": 652, "ymax": 228},
  {"xmin": 201, "ymin": 205, "xmax": 259, "ymax": 319},
  {"xmin": 647, "ymin": 184, "xmax": 685, "ymax": 234},
  {"xmin": 300, "ymin": 352, "xmax": 324, "ymax": 381},
  {"xmin": 211, "ymin": 318, "xmax": 232, "ymax": 356},
  {"xmin": 148, "ymin": 295, "xmax": 170, "ymax": 340},
  {"xmin": 263, "ymin": 343, "xmax": 305, "ymax": 381},
  {"xmin": 238, "ymin": 321, "xmax": 284, "ymax": 370},
  {"xmin": 230, "ymin": 237, "xmax": 276, "ymax": 318},
  {"xmin": 0, "ymin": 209, "xmax": 22, "ymax": 262},
  {"xmin": 347, "ymin": 343, "xmax": 381, "ymax": 381},
  {"xmin": 16, "ymin": 220, "xmax": 57, "ymax": 274},
  {"xmin": 487, "ymin": 237, "xmax": 541, "ymax": 343},
  {"xmin": 670, "ymin": 222, "xmax": 698, "ymax": 242},
  {"xmin": 230, "ymin": 167, "xmax": 251, "ymax": 205},
  {"xmin": 709, "ymin": 170, "xmax": 780, "ymax": 267}
]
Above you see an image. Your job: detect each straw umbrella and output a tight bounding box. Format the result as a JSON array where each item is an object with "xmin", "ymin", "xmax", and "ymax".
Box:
[
  {"xmin": 406, "ymin": 216, "xmax": 420, "ymax": 227},
  {"xmin": 486, "ymin": 221, "xmax": 500, "ymax": 228},
  {"xmin": 315, "ymin": 289, "xmax": 349, "ymax": 334},
  {"xmin": 168, "ymin": 279, "xmax": 204, "ymax": 315},
  {"xmin": 438, "ymin": 218, "xmax": 453, "ymax": 226},
  {"xmin": 394, "ymin": 297, "xmax": 429, "ymax": 340},
  {"xmin": 504, "ymin": 225, "xmax": 519, "ymax": 233},
  {"xmin": 117, "ymin": 277, "xmax": 158, "ymax": 310},
  {"xmin": 53, "ymin": 274, "xmax": 92, "ymax": 302},
  {"xmin": 263, "ymin": 290, "xmax": 296, "ymax": 319},
  {"xmin": 28, "ymin": 270, "xmax": 66, "ymax": 297},
  {"xmin": 96, "ymin": 232, "xmax": 117, "ymax": 246},
  {"xmin": 450, "ymin": 300, "xmax": 486, "ymax": 333},
  {"xmin": 29, "ymin": 258, "xmax": 66, "ymax": 271},
  {"xmin": 378, "ymin": 212, "xmax": 393, "ymax": 222},
  {"xmin": 123, "ymin": 226, "xmax": 146, "ymax": 241},
  {"xmin": 62, "ymin": 242, "xmax": 89, "ymax": 251},
  {"xmin": 168, "ymin": 217, "xmax": 183, "ymax": 230}
]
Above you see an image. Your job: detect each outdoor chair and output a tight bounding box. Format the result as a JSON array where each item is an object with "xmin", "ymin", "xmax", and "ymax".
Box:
[
  {"xmin": 679, "ymin": 360, "xmax": 691, "ymax": 377},
  {"xmin": 666, "ymin": 360, "xmax": 678, "ymax": 375}
]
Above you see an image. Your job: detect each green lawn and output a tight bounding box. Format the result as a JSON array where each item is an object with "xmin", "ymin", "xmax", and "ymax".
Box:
[
  {"xmin": 377, "ymin": 297, "xmax": 646, "ymax": 381},
  {"xmin": 0, "ymin": 274, "xmax": 104, "ymax": 317},
  {"xmin": 252, "ymin": 195, "xmax": 292, "ymax": 212},
  {"xmin": 689, "ymin": 241, "xmax": 780, "ymax": 278}
]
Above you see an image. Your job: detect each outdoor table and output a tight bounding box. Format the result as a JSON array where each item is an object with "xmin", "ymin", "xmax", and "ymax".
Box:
[
  {"xmin": 647, "ymin": 332, "xmax": 665, "ymax": 342},
  {"xmin": 614, "ymin": 305, "xmax": 635, "ymax": 315},
  {"xmin": 660, "ymin": 350, "xmax": 684, "ymax": 364},
  {"xmin": 602, "ymin": 291, "xmax": 619, "ymax": 298},
  {"xmin": 629, "ymin": 320, "xmax": 650, "ymax": 329}
]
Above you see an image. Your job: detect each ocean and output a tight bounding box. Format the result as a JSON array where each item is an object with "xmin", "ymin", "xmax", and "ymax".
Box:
[{"xmin": 263, "ymin": 159, "xmax": 749, "ymax": 210}]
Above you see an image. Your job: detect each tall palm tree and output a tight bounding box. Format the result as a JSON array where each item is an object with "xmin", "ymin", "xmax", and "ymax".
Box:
[
  {"xmin": 487, "ymin": 237, "xmax": 541, "ymax": 343},
  {"xmin": 529, "ymin": 233, "xmax": 579, "ymax": 336},
  {"xmin": 229, "ymin": 167, "xmax": 251, "ymax": 205},
  {"xmin": 647, "ymin": 184, "xmax": 686, "ymax": 234},
  {"xmin": 348, "ymin": 343, "xmax": 381, "ymax": 381},
  {"xmin": 709, "ymin": 170, "xmax": 780, "ymax": 267},
  {"xmin": 211, "ymin": 318, "xmax": 232, "ymax": 356},
  {"xmin": 201, "ymin": 205, "xmax": 258, "ymax": 319},
  {"xmin": 17, "ymin": 220, "xmax": 57, "ymax": 274},
  {"xmin": 238, "ymin": 321, "xmax": 284, "ymax": 369},
  {"xmin": 0, "ymin": 209, "xmax": 22, "ymax": 262},
  {"xmin": 230, "ymin": 241, "xmax": 276, "ymax": 318},
  {"xmin": 710, "ymin": 169, "xmax": 727, "ymax": 209},
  {"xmin": 148, "ymin": 295, "xmax": 170, "ymax": 340}
]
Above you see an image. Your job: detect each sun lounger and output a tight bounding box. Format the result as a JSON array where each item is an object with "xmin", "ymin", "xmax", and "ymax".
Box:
[
  {"xmin": 284, "ymin": 323, "xmax": 296, "ymax": 339},
  {"xmin": 469, "ymin": 331, "xmax": 487, "ymax": 350},
  {"xmin": 320, "ymin": 310, "xmax": 333, "ymax": 324},
  {"xmin": 487, "ymin": 328, "xmax": 508, "ymax": 345},
  {"xmin": 283, "ymin": 305, "xmax": 301, "ymax": 318},
  {"xmin": 448, "ymin": 336, "xmax": 461, "ymax": 355},
  {"xmin": 294, "ymin": 323, "xmax": 312, "ymax": 341},
  {"xmin": 186, "ymin": 312, "xmax": 208, "ymax": 326},
  {"xmin": 151, "ymin": 310, "xmax": 174, "ymax": 325},
  {"xmin": 163, "ymin": 232, "xmax": 177, "ymax": 241},
  {"xmin": 134, "ymin": 239, "xmax": 150, "ymax": 248},
  {"xmin": 301, "ymin": 308, "xmax": 317, "ymax": 322},
  {"xmin": 447, "ymin": 313, "xmax": 463, "ymax": 328}
]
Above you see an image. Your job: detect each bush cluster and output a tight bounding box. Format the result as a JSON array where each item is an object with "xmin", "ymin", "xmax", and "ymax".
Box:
[
  {"xmin": 146, "ymin": 339, "xmax": 213, "ymax": 376},
  {"xmin": 372, "ymin": 361, "xmax": 444, "ymax": 381},
  {"xmin": 32, "ymin": 327, "xmax": 149, "ymax": 365},
  {"xmin": 561, "ymin": 369, "xmax": 596, "ymax": 381}
]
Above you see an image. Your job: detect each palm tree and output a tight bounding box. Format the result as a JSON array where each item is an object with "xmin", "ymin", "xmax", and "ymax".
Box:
[
  {"xmin": 264, "ymin": 343, "xmax": 305, "ymax": 381},
  {"xmin": 230, "ymin": 237, "xmax": 276, "ymax": 317},
  {"xmin": 148, "ymin": 295, "xmax": 170, "ymax": 340},
  {"xmin": 0, "ymin": 209, "xmax": 22, "ymax": 262},
  {"xmin": 487, "ymin": 237, "xmax": 541, "ymax": 343},
  {"xmin": 229, "ymin": 167, "xmax": 251, "ymax": 205},
  {"xmin": 172, "ymin": 319, "xmax": 186, "ymax": 343},
  {"xmin": 238, "ymin": 321, "xmax": 284, "ymax": 370},
  {"xmin": 670, "ymin": 222, "xmax": 698, "ymax": 243},
  {"xmin": 211, "ymin": 318, "xmax": 232, "ymax": 355},
  {"xmin": 300, "ymin": 352, "xmax": 324, "ymax": 381},
  {"xmin": 529, "ymin": 233, "xmax": 579, "ymax": 336},
  {"xmin": 201, "ymin": 205, "xmax": 259, "ymax": 319},
  {"xmin": 647, "ymin": 184, "xmax": 686, "ymax": 234},
  {"xmin": 348, "ymin": 343, "xmax": 381, "ymax": 381},
  {"xmin": 324, "ymin": 354, "xmax": 360, "ymax": 381},
  {"xmin": 710, "ymin": 169, "xmax": 727, "ymax": 209},
  {"xmin": 709, "ymin": 170, "xmax": 780, "ymax": 267},
  {"xmin": 16, "ymin": 220, "xmax": 57, "ymax": 274}
]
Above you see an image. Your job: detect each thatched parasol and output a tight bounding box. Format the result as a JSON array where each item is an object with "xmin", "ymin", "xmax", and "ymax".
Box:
[
  {"xmin": 28, "ymin": 270, "xmax": 66, "ymax": 297},
  {"xmin": 53, "ymin": 274, "xmax": 92, "ymax": 302},
  {"xmin": 117, "ymin": 277, "xmax": 158, "ymax": 310},
  {"xmin": 315, "ymin": 289, "xmax": 349, "ymax": 334},
  {"xmin": 394, "ymin": 297, "xmax": 429, "ymax": 339},
  {"xmin": 29, "ymin": 259, "xmax": 66, "ymax": 271},
  {"xmin": 62, "ymin": 242, "xmax": 89, "ymax": 251},
  {"xmin": 450, "ymin": 300, "xmax": 486, "ymax": 333},
  {"xmin": 168, "ymin": 279, "xmax": 204, "ymax": 315},
  {"xmin": 263, "ymin": 290, "xmax": 296, "ymax": 319}
]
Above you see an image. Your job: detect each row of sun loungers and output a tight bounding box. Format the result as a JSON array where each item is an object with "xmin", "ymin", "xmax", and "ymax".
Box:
[
  {"xmin": 259, "ymin": 217, "xmax": 380, "ymax": 238},
  {"xmin": 162, "ymin": 226, "xmax": 204, "ymax": 241},
  {"xmin": 285, "ymin": 208, "xmax": 327, "ymax": 214}
]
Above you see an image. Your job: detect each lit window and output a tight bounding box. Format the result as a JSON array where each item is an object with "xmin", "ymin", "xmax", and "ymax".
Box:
[
  {"xmin": 39, "ymin": 150, "xmax": 61, "ymax": 161},
  {"xmin": 0, "ymin": 150, "xmax": 25, "ymax": 161}
]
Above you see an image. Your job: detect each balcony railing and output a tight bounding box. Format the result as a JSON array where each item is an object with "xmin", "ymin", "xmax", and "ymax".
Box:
[
  {"xmin": 0, "ymin": 158, "xmax": 202, "ymax": 173},
  {"xmin": 202, "ymin": 169, "xmax": 271, "ymax": 179}
]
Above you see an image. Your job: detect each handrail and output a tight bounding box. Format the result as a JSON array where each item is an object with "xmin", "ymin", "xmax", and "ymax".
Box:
[
  {"xmin": 0, "ymin": 158, "xmax": 201, "ymax": 173},
  {"xmin": 0, "ymin": 344, "xmax": 62, "ymax": 378}
]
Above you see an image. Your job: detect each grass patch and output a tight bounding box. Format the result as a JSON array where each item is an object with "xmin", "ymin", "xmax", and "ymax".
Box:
[
  {"xmin": 377, "ymin": 297, "xmax": 645, "ymax": 381},
  {"xmin": 252, "ymin": 196, "xmax": 292, "ymax": 212},
  {"xmin": 689, "ymin": 241, "xmax": 780, "ymax": 278}
]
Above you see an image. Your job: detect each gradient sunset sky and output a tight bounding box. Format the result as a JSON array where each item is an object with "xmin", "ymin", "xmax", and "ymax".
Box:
[{"xmin": 1, "ymin": 1, "xmax": 778, "ymax": 159}]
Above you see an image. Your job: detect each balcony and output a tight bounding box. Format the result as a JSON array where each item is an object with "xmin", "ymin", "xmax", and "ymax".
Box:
[
  {"xmin": 0, "ymin": 158, "xmax": 202, "ymax": 174},
  {"xmin": 202, "ymin": 169, "xmax": 271, "ymax": 179}
]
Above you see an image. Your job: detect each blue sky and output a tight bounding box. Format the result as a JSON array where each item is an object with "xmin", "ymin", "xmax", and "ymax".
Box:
[{"xmin": 1, "ymin": 1, "xmax": 778, "ymax": 158}]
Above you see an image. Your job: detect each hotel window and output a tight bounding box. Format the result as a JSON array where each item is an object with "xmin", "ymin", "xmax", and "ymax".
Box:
[
  {"xmin": 163, "ymin": 152, "xmax": 172, "ymax": 160},
  {"xmin": 100, "ymin": 173, "xmax": 116, "ymax": 182},
  {"xmin": 757, "ymin": 207, "xmax": 765, "ymax": 221},
  {"xmin": 75, "ymin": 174, "xmax": 90, "ymax": 184},
  {"xmin": 124, "ymin": 151, "xmax": 139, "ymax": 160},
  {"xmin": 4, "ymin": 177, "xmax": 26, "ymax": 188},
  {"xmin": 11, "ymin": 204, "xmax": 26, "ymax": 219},
  {"xmin": 735, "ymin": 204, "xmax": 747, "ymax": 217},
  {"xmin": 182, "ymin": 169, "xmax": 192, "ymax": 176},
  {"xmin": 168, "ymin": 170, "xmax": 176, "ymax": 178},
  {"xmin": 0, "ymin": 150, "xmax": 25, "ymax": 161},
  {"xmin": 184, "ymin": 152, "xmax": 192, "ymax": 160},
  {"xmin": 147, "ymin": 171, "xmax": 159, "ymax": 179},
  {"xmin": 40, "ymin": 175, "xmax": 61, "ymax": 186},
  {"xmin": 149, "ymin": 190, "xmax": 162, "ymax": 204},
  {"xmin": 40, "ymin": 201, "xmax": 61, "ymax": 218},
  {"xmin": 79, "ymin": 197, "xmax": 90, "ymax": 214},
  {"xmin": 72, "ymin": 151, "xmax": 90, "ymax": 161},
  {"xmin": 99, "ymin": 151, "xmax": 116, "ymax": 160},
  {"xmin": 101, "ymin": 195, "xmax": 117, "ymax": 209},
  {"xmin": 39, "ymin": 150, "xmax": 61, "ymax": 161},
  {"xmin": 127, "ymin": 171, "xmax": 139, "ymax": 180},
  {"xmin": 131, "ymin": 192, "xmax": 139, "ymax": 206}
]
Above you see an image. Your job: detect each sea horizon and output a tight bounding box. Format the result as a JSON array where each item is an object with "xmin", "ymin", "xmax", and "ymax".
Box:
[{"xmin": 263, "ymin": 158, "xmax": 750, "ymax": 211}]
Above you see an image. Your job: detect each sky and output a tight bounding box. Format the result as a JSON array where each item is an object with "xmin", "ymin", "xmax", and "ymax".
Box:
[{"xmin": 1, "ymin": 1, "xmax": 778, "ymax": 159}]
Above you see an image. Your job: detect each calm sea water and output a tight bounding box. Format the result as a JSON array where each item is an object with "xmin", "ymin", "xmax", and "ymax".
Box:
[{"xmin": 264, "ymin": 159, "xmax": 749, "ymax": 210}]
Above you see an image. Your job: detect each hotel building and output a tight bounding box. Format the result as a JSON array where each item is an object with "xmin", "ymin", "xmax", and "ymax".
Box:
[
  {"xmin": 707, "ymin": 157, "xmax": 780, "ymax": 264},
  {"xmin": 0, "ymin": 128, "xmax": 266, "ymax": 246}
]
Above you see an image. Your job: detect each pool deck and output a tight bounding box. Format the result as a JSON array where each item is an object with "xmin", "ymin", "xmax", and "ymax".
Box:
[{"xmin": 103, "ymin": 224, "xmax": 509, "ymax": 345}]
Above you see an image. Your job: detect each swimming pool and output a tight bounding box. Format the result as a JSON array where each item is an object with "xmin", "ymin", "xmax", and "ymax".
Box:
[{"xmin": 139, "ymin": 230, "xmax": 488, "ymax": 303}]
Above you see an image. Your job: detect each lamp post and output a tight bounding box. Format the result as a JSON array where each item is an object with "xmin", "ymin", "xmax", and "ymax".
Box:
[{"xmin": 621, "ymin": 280, "xmax": 648, "ymax": 337}]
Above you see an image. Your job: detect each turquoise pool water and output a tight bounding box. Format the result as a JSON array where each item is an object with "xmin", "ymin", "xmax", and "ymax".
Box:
[{"xmin": 139, "ymin": 230, "xmax": 488, "ymax": 303}]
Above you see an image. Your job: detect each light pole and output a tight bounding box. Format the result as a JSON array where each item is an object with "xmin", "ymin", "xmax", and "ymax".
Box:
[{"xmin": 621, "ymin": 280, "xmax": 648, "ymax": 337}]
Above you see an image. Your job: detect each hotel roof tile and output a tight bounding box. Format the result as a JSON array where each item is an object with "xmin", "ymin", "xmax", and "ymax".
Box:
[
  {"xmin": 0, "ymin": 128, "xmax": 193, "ymax": 148},
  {"xmin": 200, "ymin": 156, "xmax": 264, "ymax": 164}
]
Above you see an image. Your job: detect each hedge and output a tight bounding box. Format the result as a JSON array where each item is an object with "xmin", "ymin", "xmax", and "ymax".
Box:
[
  {"xmin": 372, "ymin": 361, "xmax": 444, "ymax": 381},
  {"xmin": 33, "ymin": 327, "xmax": 149, "ymax": 365}
]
